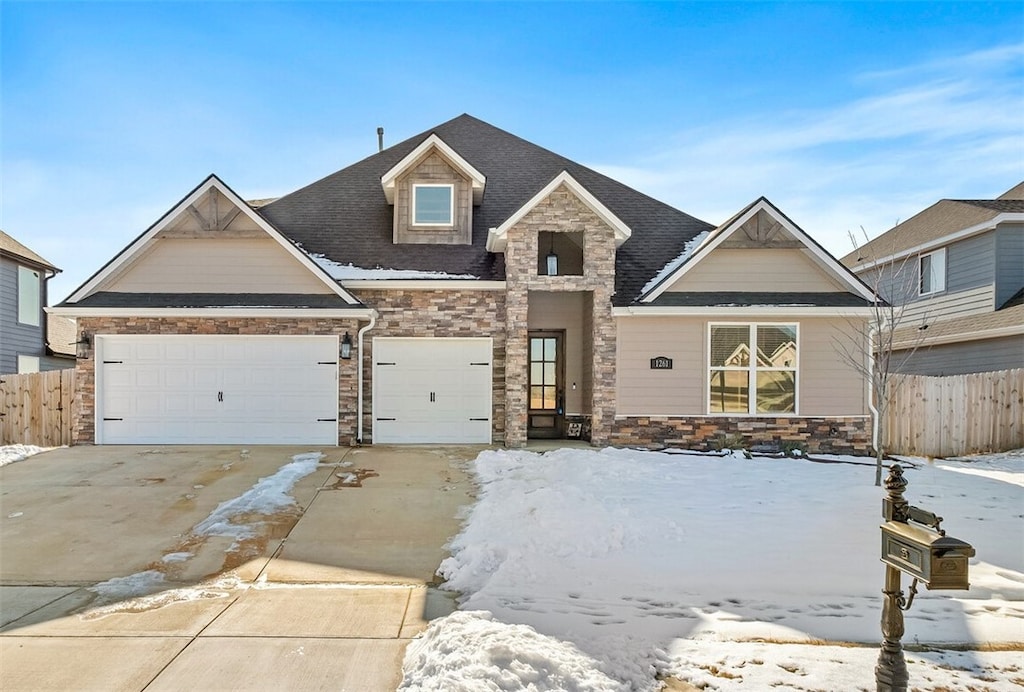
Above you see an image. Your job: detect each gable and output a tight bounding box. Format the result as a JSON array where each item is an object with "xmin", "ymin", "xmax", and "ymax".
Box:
[
  {"xmin": 66, "ymin": 175, "xmax": 359, "ymax": 305},
  {"xmin": 641, "ymin": 197, "xmax": 874, "ymax": 304},
  {"xmin": 487, "ymin": 171, "xmax": 631, "ymax": 252}
]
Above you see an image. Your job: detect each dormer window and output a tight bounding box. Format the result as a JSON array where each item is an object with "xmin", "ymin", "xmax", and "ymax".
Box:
[{"xmin": 412, "ymin": 184, "xmax": 454, "ymax": 226}]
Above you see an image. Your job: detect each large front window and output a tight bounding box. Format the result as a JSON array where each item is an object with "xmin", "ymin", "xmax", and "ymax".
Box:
[
  {"xmin": 412, "ymin": 184, "xmax": 454, "ymax": 225},
  {"xmin": 709, "ymin": 323, "xmax": 797, "ymax": 414}
]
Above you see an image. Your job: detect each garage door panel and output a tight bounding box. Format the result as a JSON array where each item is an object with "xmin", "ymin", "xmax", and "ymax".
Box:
[
  {"xmin": 98, "ymin": 335, "xmax": 338, "ymax": 445},
  {"xmin": 373, "ymin": 338, "xmax": 491, "ymax": 444}
]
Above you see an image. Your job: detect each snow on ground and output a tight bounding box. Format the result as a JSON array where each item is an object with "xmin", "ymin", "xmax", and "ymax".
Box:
[
  {"xmin": 86, "ymin": 451, "xmax": 325, "ymax": 605},
  {"xmin": 192, "ymin": 451, "xmax": 323, "ymax": 545},
  {"xmin": 401, "ymin": 447, "xmax": 1024, "ymax": 691},
  {"xmin": 0, "ymin": 444, "xmax": 49, "ymax": 466}
]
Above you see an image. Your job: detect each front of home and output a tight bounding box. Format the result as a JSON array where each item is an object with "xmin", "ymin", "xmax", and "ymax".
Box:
[{"xmin": 52, "ymin": 115, "xmax": 875, "ymax": 452}]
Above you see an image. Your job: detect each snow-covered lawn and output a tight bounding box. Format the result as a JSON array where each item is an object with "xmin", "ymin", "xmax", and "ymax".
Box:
[{"xmin": 401, "ymin": 448, "xmax": 1024, "ymax": 691}]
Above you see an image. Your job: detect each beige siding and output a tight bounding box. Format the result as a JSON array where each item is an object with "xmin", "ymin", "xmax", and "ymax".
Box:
[
  {"xmin": 799, "ymin": 318, "xmax": 869, "ymax": 415},
  {"xmin": 616, "ymin": 317, "xmax": 704, "ymax": 414},
  {"xmin": 102, "ymin": 238, "xmax": 330, "ymax": 294},
  {"xmin": 528, "ymin": 291, "xmax": 585, "ymax": 414},
  {"xmin": 664, "ymin": 248, "xmax": 845, "ymax": 293},
  {"xmin": 900, "ymin": 285, "xmax": 995, "ymax": 324},
  {"xmin": 616, "ymin": 315, "xmax": 869, "ymax": 416}
]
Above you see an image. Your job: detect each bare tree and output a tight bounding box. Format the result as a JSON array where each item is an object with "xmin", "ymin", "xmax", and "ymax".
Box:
[{"xmin": 835, "ymin": 226, "xmax": 930, "ymax": 486}]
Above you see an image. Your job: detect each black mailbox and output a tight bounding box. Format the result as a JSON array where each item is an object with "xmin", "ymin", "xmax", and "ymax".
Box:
[{"xmin": 881, "ymin": 521, "xmax": 975, "ymax": 590}]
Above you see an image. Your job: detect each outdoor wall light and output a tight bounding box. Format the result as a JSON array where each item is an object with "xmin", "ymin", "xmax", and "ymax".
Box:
[
  {"xmin": 75, "ymin": 332, "xmax": 92, "ymax": 359},
  {"xmin": 546, "ymin": 234, "xmax": 558, "ymax": 276},
  {"xmin": 340, "ymin": 332, "xmax": 353, "ymax": 360}
]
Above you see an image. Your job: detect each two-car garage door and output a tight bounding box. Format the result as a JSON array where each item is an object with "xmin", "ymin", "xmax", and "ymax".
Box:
[{"xmin": 97, "ymin": 335, "xmax": 339, "ymax": 444}]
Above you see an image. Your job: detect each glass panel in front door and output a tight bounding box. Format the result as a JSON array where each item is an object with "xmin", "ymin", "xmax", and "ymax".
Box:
[{"xmin": 529, "ymin": 336, "xmax": 558, "ymax": 410}]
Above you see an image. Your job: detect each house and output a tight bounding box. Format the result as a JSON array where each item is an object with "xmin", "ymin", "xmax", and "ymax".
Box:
[
  {"xmin": 841, "ymin": 183, "xmax": 1024, "ymax": 375},
  {"xmin": 0, "ymin": 231, "xmax": 75, "ymax": 373},
  {"xmin": 51, "ymin": 115, "xmax": 875, "ymax": 452}
]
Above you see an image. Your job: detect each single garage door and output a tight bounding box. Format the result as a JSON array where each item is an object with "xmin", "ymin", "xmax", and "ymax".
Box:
[
  {"xmin": 373, "ymin": 337, "xmax": 492, "ymax": 443},
  {"xmin": 97, "ymin": 335, "xmax": 339, "ymax": 444}
]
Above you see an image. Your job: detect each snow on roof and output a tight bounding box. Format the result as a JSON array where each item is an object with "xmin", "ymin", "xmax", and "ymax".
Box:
[
  {"xmin": 640, "ymin": 230, "xmax": 710, "ymax": 296},
  {"xmin": 311, "ymin": 253, "xmax": 478, "ymax": 281}
]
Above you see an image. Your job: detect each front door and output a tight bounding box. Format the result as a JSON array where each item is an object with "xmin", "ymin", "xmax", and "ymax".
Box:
[{"xmin": 527, "ymin": 331, "xmax": 564, "ymax": 439}]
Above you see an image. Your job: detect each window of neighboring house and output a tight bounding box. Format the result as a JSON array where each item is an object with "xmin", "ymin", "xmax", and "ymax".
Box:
[
  {"xmin": 412, "ymin": 184, "xmax": 454, "ymax": 225},
  {"xmin": 919, "ymin": 248, "xmax": 946, "ymax": 296},
  {"xmin": 17, "ymin": 355, "xmax": 40, "ymax": 374},
  {"xmin": 17, "ymin": 266, "xmax": 41, "ymax": 326},
  {"xmin": 709, "ymin": 323, "xmax": 798, "ymax": 415}
]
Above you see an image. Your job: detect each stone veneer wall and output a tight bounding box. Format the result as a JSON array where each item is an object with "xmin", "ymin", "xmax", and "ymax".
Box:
[
  {"xmin": 73, "ymin": 316, "xmax": 363, "ymax": 445},
  {"xmin": 503, "ymin": 183, "xmax": 617, "ymax": 447},
  {"xmin": 352, "ymin": 289, "xmax": 507, "ymax": 443},
  {"xmin": 610, "ymin": 416, "xmax": 872, "ymax": 455}
]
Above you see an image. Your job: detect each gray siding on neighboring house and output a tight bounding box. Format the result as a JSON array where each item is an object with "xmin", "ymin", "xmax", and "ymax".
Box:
[
  {"xmin": 0, "ymin": 255, "xmax": 45, "ymax": 373},
  {"xmin": 995, "ymin": 224, "xmax": 1024, "ymax": 307},
  {"xmin": 946, "ymin": 231, "xmax": 994, "ymax": 293},
  {"xmin": 892, "ymin": 334, "xmax": 1024, "ymax": 375}
]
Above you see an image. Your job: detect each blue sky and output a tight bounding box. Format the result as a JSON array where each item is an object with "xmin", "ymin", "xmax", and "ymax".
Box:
[{"xmin": 3, "ymin": 1, "xmax": 1022, "ymax": 303}]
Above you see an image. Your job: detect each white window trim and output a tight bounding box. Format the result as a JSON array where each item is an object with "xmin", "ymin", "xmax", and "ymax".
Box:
[
  {"xmin": 918, "ymin": 248, "xmax": 946, "ymax": 296},
  {"xmin": 18, "ymin": 266, "xmax": 41, "ymax": 326},
  {"xmin": 411, "ymin": 183, "xmax": 455, "ymax": 226},
  {"xmin": 707, "ymin": 322, "xmax": 800, "ymax": 416}
]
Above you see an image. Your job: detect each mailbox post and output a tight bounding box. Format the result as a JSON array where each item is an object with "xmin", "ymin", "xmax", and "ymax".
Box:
[{"xmin": 875, "ymin": 464, "xmax": 975, "ymax": 692}]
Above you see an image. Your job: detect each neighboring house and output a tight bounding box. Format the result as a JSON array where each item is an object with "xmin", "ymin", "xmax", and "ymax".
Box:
[
  {"xmin": 841, "ymin": 183, "xmax": 1024, "ymax": 375},
  {"xmin": 0, "ymin": 231, "xmax": 75, "ymax": 373},
  {"xmin": 51, "ymin": 115, "xmax": 875, "ymax": 452}
]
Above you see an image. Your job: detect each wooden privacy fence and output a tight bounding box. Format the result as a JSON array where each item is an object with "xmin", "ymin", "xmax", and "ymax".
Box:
[
  {"xmin": 885, "ymin": 368, "xmax": 1023, "ymax": 457},
  {"xmin": 0, "ymin": 369, "xmax": 75, "ymax": 447}
]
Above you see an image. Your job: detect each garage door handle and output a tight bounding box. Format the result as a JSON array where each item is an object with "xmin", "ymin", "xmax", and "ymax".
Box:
[
  {"xmin": 217, "ymin": 391, "xmax": 223, "ymax": 402},
  {"xmin": 430, "ymin": 392, "xmax": 436, "ymax": 402}
]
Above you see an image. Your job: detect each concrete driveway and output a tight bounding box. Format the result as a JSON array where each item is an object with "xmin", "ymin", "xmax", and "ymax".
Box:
[{"xmin": 0, "ymin": 444, "xmax": 479, "ymax": 691}]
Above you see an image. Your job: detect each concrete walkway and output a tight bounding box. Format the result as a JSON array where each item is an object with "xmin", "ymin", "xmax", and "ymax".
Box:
[{"xmin": 0, "ymin": 444, "xmax": 480, "ymax": 691}]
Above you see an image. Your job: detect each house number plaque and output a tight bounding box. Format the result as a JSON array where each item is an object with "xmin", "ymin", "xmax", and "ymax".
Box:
[{"xmin": 650, "ymin": 356, "xmax": 673, "ymax": 370}]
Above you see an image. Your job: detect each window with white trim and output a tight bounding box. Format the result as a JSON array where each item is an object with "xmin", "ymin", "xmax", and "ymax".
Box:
[
  {"xmin": 709, "ymin": 323, "xmax": 797, "ymax": 414},
  {"xmin": 918, "ymin": 248, "xmax": 946, "ymax": 296},
  {"xmin": 17, "ymin": 266, "xmax": 41, "ymax": 326},
  {"xmin": 412, "ymin": 184, "xmax": 454, "ymax": 225}
]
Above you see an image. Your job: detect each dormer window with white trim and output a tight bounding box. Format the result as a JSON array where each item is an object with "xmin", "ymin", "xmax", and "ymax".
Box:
[
  {"xmin": 919, "ymin": 248, "xmax": 946, "ymax": 296},
  {"xmin": 412, "ymin": 184, "xmax": 454, "ymax": 226}
]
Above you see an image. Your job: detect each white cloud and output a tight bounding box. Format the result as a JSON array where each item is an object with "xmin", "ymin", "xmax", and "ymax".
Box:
[{"xmin": 591, "ymin": 43, "xmax": 1024, "ymax": 258}]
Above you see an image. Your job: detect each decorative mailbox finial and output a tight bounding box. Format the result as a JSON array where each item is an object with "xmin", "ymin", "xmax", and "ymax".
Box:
[{"xmin": 884, "ymin": 464, "xmax": 907, "ymax": 494}]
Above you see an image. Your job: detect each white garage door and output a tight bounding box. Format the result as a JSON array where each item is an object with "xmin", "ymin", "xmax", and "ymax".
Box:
[
  {"xmin": 373, "ymin": 338, "xmax": 492, "ymax": 444},
  {"xmin": 97, "ymin": 335, "xmax": 339, "ymax": 444}
]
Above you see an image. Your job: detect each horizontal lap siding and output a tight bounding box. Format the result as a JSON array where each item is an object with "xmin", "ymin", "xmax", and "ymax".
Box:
[
  {"xmin": 616, "ymin": 317, "xmax": 703, "ymax": 414},
  {"xmin": 995, "ymin": 225, "xmax": 1024, "ymax": 308},
  {"xmin": 664, "ymin": 249, "xmax": 842, "ymax": 293},
  {"xmin": 616, "ymin": 316, "xmax": 869, "ymax": 417},
  {"xmin": 107, "ymin": 239, "xmax": 330, "ymax": 294},
  {"xmin": 799, "ymin": 318, "xmax": 869, "ymax": 415},
  {"xmin": 893, "ymin": 335, "xmax": 1024, "ymax": 375}
]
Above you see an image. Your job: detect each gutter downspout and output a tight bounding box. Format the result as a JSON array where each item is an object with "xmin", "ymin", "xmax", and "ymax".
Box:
[
  {"xmin": 356, "ymin": 311, "xmax": 378, "ymax": 444},
  {"xmin": 866, "ymin": 325, "xmax": 880, "ymax": 455}
]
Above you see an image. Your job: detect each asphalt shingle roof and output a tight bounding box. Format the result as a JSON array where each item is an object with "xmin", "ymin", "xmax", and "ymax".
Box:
[
  {"xmin": 841, "ymin": 185, "xmax": 1024, "ymax": 268},
  {"xmin": 260, "ymin": 114, "xmax": 714, "ymax": 306},
  {"xmin": 0, "ymin": 230, "xmax": 60, "ymax": 271}
]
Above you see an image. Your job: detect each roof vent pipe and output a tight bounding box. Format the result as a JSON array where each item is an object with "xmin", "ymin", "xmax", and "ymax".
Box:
[{"xmin": 377, "ymin": 127, "xmax": 384, "ymax": 152}]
